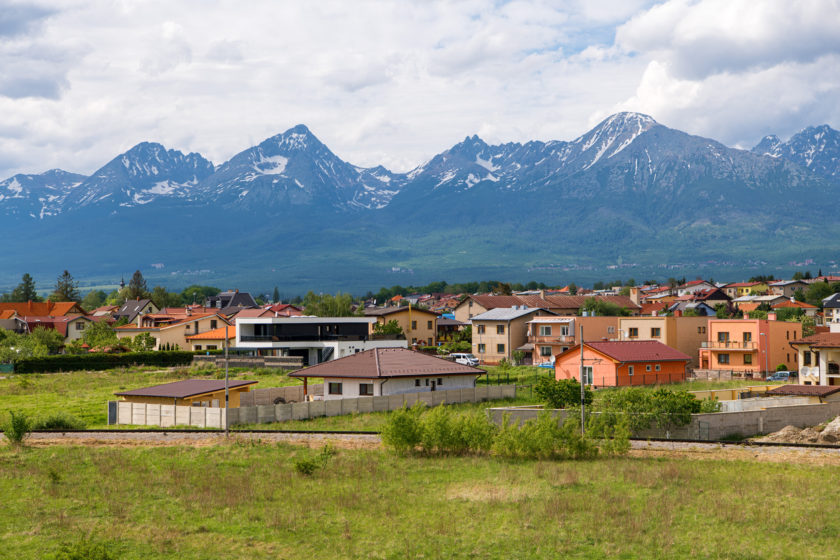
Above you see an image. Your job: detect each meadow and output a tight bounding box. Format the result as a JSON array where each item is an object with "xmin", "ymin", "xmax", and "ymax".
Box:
[{"xmin": 1, "ymin": 441, "xmax": 838, "ymax": 559}]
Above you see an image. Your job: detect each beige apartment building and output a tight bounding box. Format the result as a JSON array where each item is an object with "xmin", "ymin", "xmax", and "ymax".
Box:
[
  {"xmin": 116, "ymin": 312, "xmax": 230, "ymax": 350},
  {"xmin": 525, "ymin": 316, "xmax": 620, "ymax": 364},
  {"xmin": 618, "ymin": 316, "xmax": 709, "ymax": 369},
  {"xmin": 471, "ymin": 307, "xmax": 555, "ymax": 365},
  {"xmin": 364, "ymin": 306, "xmax": 438, "ymax": 346}
]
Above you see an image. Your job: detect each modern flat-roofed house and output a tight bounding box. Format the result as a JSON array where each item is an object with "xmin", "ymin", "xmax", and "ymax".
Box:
[
  {"xmin": 288, "ymin": 347, "xmax": 485, "ymax": 400},
  {"xmin": 235, "ymin": 316, "xmax": 407, "ymax": 366},
  {"xmin": 554, "ymin": 340, "xmax": 691, "ymax": 387},
  {"xmin": 115, "ymin": 379, "xmax": 257, "ymax": 408}
]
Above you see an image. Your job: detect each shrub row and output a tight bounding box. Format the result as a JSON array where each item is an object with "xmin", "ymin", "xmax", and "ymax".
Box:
[
  {"xmin": 13, "ymin": 351, "xmax": 195, "ymax": 374},
  {"xmin": 381, "ymin": 403, "xmax": 630, "ymax": 460}
]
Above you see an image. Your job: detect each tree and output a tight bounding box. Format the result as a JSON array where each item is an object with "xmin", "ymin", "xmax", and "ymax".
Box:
[
  {"xmin": 372, "ymin": 320, "xmax": 404, "ymax": 336},
  {"xmin": 580, "ymin": 297, "xmax": 630, "ymax": 317},
  {"xmin": 805, "ymin": 281, "xmax": 835, "ymax": 308},
  {"xmin": 80, "ymin": 290, "xmax": 107, "ymax": 311},
  {"xmin": 568, "ymin": 283, "xmax": 578, "ymax": 295},
  {"xmin": 126, "ymin": 270, "xmax": 149, "ymax": 300},
  {"xmin": 272, "ymin": 286, "xmax": 280, "ymax": 303},
  {"xmin": 9, "ymin": 273, "xmax": 41, "ymax": 302},
  {"xmin": 180, "ymin": 285, "xmax": 220, "ymax": 305},
  {"xmin": 534, "ymin": 377, "xmax": 592, "ymax": 409},
  {"xmin": 793, "ymin": 288, "xmax": 806, "ymax": 302},
  {"xmin": 302, "ymin": 292, "xmax": 356, "ymax": 316},
  {"xmin": 151, "ymin": 286, "xmax": 181, "ymax": 309},
  {"xmin": 49, "ymin": 270, "xmax": 80, "ymax": 302},
  {"xmin": 82, "ymin": 320, "xmax": 119, "ymax": 349}
]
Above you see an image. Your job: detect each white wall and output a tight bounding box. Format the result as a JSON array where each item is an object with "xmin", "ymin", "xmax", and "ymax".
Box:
[{"xmin": 321, "ymin": 375, "xmax": 479, "ymax": 400}]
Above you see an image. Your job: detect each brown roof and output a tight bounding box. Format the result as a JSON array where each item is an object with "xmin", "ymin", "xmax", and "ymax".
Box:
[
  {"xmin": 790, "ymin": 332, "xmax": 840, "ymax": 348},
  {"xmin": 773, "ymin": 300, "xmax": 817, "ymax": 309},
  {"xmin": 364, "ymin": 307, "xmax": 439, "ymax": 317},
  {"xmin": 115, "ymin": 379, "xmax": 257, "ymax": 398},
  {"xmin": 0, "ymin": 301, "xmax": 84, "ymax": 317},
  {"xmin": 185, "ymin": 325, "xmax": 236, "ymax": 340},
  {"xmin": 466, "ymin": 294, "xmax": 640, "ymax": 313},
  {"xmin": 766, "ymin": 385, "xmax": 840, "ymax": 397},
  {"xmin": 576, "ymin": 340, "xmax": 691, "ymax": 363},
  {"xmin": 289, "ymin": 347, "xmax": 485, "ymax": 379}
]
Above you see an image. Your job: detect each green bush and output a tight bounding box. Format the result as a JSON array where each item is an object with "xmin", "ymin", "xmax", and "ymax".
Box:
[
  {"xmin": 776, "ymin": 364, "xmax": 789, "ymax": 372},
  {"xmin": 293, "ymin": 444, "xmax": 337, "ymax": 476},
  {"xmin": 594, "ymin": 387, "xmax": 710, "ymax": 433},
  {"xmin": 534, "ymin": 377, "xmax": 592, "ymax": 409},
  {"xmin": 380, "ymin": 403, "xmax": 424, "ymax": 454},
  {"xmin": 14, "ymin": 351, "xmax": 194, "ymax": 374},
  {"xmin": 3, "ymin": 410, "xmax": 30, "ymax": 445},
  {"xmin": 31, "ymin": 412, "xmax": 86, "ymax": 431},
  {"xmin": 491, "ymin": 412, "xmax": 598, "ymax": 460}
]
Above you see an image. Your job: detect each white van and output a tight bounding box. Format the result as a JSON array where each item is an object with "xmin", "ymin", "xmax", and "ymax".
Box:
[{"xmin": 449, "ymin": 353, "xmax": 479, "ymax": 366}]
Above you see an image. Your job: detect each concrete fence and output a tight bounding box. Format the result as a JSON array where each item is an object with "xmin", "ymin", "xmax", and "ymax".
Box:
[
  {"xmin": 191, "ymin": 355, "xmax": 303, "ymax": 369},
  {"xmin": 227, "ymin": 385, "xmax": 518, "ymax": 426},
  {"xmin": 486, "ymin": 400, "xmax": 840, "ymax": 441},
  {"xmin": 111, "ymin": 401, "xmax": 227, "ymax": 428},
  {"xmin": 238, "ymin": 384, "xmax": 324, "ymax": 406}
]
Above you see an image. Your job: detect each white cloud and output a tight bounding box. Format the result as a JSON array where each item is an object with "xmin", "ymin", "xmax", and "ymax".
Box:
[{"xmin": 0, "ymin": 0, "xmax": 838, "ymax": 179}]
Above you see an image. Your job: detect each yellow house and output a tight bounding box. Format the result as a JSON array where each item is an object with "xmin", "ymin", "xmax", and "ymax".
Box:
[
  {"xmin": 364, "ymin": 306, "xmax": 438, "ymax": 346},
  {"xmin": 115, "ymin": 379, "xmax": 257, "ymax": 408},
  {"xmin": 618, "ymin": 316, "xmax": 709, "ymax": 369},
  {"xmin": 472, "ymin": 307, "xmax": 555, "ymax": 365},
  {"xmin": 115, "ymin": 312, "xmax": 230, "ymax": 350}
]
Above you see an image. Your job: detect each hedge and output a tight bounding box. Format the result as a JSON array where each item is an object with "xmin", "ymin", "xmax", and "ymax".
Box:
[{"xmin": 14, "ymin": 351, "xmax": 195, "ymax": 374}]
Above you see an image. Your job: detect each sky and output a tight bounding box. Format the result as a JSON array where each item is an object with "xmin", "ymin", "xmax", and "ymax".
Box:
[{"xmin": 1, "ymin": 0, "xmax": 839, "ymax": 179}]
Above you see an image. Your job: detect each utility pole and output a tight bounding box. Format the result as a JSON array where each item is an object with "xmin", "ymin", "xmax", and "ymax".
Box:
[
  {"xmin": 579, "ymin": 324, "xmax": 585, "ymax": 435},
  {"xmin": 224, "ymin": 323, "xmax": 230, "ymax": 436}
]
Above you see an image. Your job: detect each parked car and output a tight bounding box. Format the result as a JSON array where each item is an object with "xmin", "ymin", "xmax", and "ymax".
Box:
[
  {"xmin": 766, "ymin": 370, "xmax": 792, "ymax": 382},
  {"xmin": 449, "ymin": 353, "xmax": 479, "ymax": 366}
]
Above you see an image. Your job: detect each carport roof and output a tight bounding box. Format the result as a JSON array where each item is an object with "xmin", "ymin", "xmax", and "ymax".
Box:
[{"xmin": 115, "ymin": 379, "xmax": 257, "ymax": 398}]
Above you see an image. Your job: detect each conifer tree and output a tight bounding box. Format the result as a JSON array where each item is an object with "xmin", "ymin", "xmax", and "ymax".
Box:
[
  {"xmin": 10, "ymin": 273, "xmax": 41, "ymax": 302},
  {"xmin": 49, "ymin": 270, "xmax": 80, "ymax": 302}
]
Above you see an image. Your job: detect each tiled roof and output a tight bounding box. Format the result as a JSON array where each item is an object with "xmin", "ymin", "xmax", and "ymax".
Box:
[
  {"xmin": 641, "ymin": 302, "xmax": 667, "ymax": 315},
  {"xmin": 584, "ymin": 340, "xmax": 692, "ymax": 363},
  {"xmin": 0, "ymin": 301, "xmax": 84, "ymax": 317},
  {"xmin": 823, "ymin": 293, "xmax": 840, "ymax": 308},
  {"xmin": 790, "ymin": 332, "xmax": 840, "ymax": 348},
  {"xmin": 186, "ymin": 325, "xmax": 236, "ymax": 340},
  {"xmin": 115, "ymin": 379, "xmax": 257, "ymax": 398},
  {"xmin": 0, "ymin": 310, "xmax": 16, "ymax": 319},
  {"xmin": 726, "ymin": 281, "xmax": 762, "ymax": 288},
  {"xmin": 766, "ymin": 385, "xmax": 840, "ymax": 397},
  {"xmin": 773, "ymin": 300, "xmax": 817, "ymax": 309},
  {"xmin": 364, "ymin": 307, "xmax": 438, "ymax": 317},
  {"xmin": 468, "ymin": 295, "xmax": 528, "ymax": 309},
  {"xmin": 22, "ymin": 315, "xmax": 91, "ymax": 337},
  {"xmin": 289, "ymin": 347, "xmax": 485, "ymax": 379}
]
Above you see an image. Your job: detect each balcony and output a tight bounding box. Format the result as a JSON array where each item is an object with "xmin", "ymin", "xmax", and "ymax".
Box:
[
  {"xmin": 240, "ymin": 334, "xmax": 370, "ymax": 343},
  {"xmin": 529, "ymin": 334, "xmax": 575, "ymax": 345},
  {"xmin": 701, "ymin": 341, "xmax": 757, "ymax": 350}
]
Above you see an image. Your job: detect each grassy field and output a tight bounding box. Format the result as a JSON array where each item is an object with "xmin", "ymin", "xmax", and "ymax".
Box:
[
  {"xmin": 1, "ymin": 442, "xmax": 839, "ymax": 559},
  {"xmin": 0, "ymin": 366, "xmax": 307, "ymax": 428}
]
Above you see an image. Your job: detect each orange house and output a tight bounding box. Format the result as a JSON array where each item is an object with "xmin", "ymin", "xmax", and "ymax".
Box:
[{"xmin": 554, "ymin": 340, "xmax": 691, "ymax": 387}]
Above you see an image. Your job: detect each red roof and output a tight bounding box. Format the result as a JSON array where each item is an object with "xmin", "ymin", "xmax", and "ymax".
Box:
[
  {"xmin": 185, "ymin": 325, "xmax": 236, "ymax": 341},
  {"xmin": 641, "ymin": 302, "xmax": 667, "ymax": 315},
  {"xmin": 790, "ymin": 332, "xmax": 840, "ymax": 348},
  {"xmin": 772, "ymin": 300, "xmax": 817, "ymax": 309},
  {"xmin": 23, "ymin": 315, "xmax": 91, "ymax": 337},
  {"xmin": 289, "ymin": 348, "xmax": 485, "ymax": 379},
  {"xmin": 583, "ymin": 340, "xmax": 691, "ymax": 363},
  {"xmin": 0, "ymin": 301, "xmax": 84, "ymax": 317},
  {"xmin": 726, "ymin": 281, "xmax": 762, "ymax": 288}
]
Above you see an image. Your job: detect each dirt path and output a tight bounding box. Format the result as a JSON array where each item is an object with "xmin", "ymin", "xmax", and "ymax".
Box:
[{"xmin": 8, "ymin": 433, "xmax": 840, "ymax": 465}]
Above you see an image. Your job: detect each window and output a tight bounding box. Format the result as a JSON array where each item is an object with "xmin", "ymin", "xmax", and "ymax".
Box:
[
  {"xmin": 497, "ymin": 344, "xmax": 505, "ymax": 353},
  {"xmin": 743, "ymin": 332, "xmax": 752, "ymax": 343},
  {"xmin": 415, "ymin": 379, "xmax": 420, "ymax": 387},
  {"xmin": 540, "ymin": 346, "xmax": 552, "ymax": 357},
  {"xmin": 717, "ymin": 332, "xmax": 729, "ymax": 342},
  {"xmin": 655, "ymin": 364, "xmax": 661, "ymax": 371},
  {"xmin": 477, "ymin": 325, "xmax": 485, "ymax": 334},
  {"xmin": 628, "ymin": 365, "xmax": 634, "ymax": 376},
  {"xmin": 478, "ymin": 344, "xmax": 486, "ymax": 353},
  {"xmin": 412, "ymin": 338, "xmax": 417, "ymax": 345},
  {"xmin": 698, "ymin": 326, "xmax": 706, "ymax": 334},
  {"xmin": 468, "ymin": 300, "xmax": 473, "ymax": 308},
  {"xmin": 743, "ymin": 354, "xmax": 752, "ymax": 365},
  {"xmin": 427, "ymin": 320, "xmax": 433, "ymax": 329},
  {"xmin": 497, "ymin": 325, "xmax": 505, "ymax": 335},
  {"xmin": 359, "ymin": 383, "xmax": 374, "ymax": 396},
  {"xmin": 210, "ymin": 320, "xmax": 217, "ymax": 329},
  {"xmin": 425, "ymin": 379, "xmax": 429, "ymax": 386},
  {"xmin": 195, "ymin": 345, "xmax": 202, "ymax": 350},
  {"xmin": 786, "ymin": 331, "xmax": 790, "ymax": 340},
  {"xmin": 787, "ymin": 353, "xmax": 790, "ymax": 362},
  {"xmin": 651, "ymin": 327, "xmax": 661, "ymax": 338},
  {"xmin": 437, "ymin": 378, "xmax": 443, "ymax": 386},
  {"xmin": 539, "ymin": 325, "xmax": 552, "ymax": 336},
  {"xmin": 718, "ymin": 353, "xmax": 730, "ymax": 365},
  {"xmin": 628, "ymin": 327, "xmax": 638, "ymax": 338},
  {"xmin": 411, "ymin": 320, "xmax": 417, "ymax": 329},
  {"xmin": 582, "ymin": 366, "xmax": 593, "ymax": 385},
  {"xmin": 207, "ymin": 345, "xmax": 217, "ymax": 350},
  {"xmin": 645, "ymin": 365, "xmax": 652, "ymax": 372},
  {"xmin": 804, "ymin": 351, "xmax": 812, "ymax": 366},
  {"xmin": 328, "ymin": 382, "xmax": 343, "ymax": 395},
  {"xmin": 608, "ymin": 326, "xmax": 615, "ymax": 334},
  {"xmin": 75, "ymin": 322, "xmax": 84, "ymax": 330}
]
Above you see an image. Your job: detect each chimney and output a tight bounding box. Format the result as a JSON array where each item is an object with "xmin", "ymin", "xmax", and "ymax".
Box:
[
  {"xmin": 136, "ymin": 315, "xmax": 142, "ymax": 327},
  {"xmin": 768, "ymin": 312, "xmax": 777, "ymax": 321},
  {"xmin": 674, "ymin": 310, "xmax": 682, "ymax": 317},
  {"xmin": 186, "ymin": 307, "xmax": 192, "ymax": 317},
  {"xmin": 743, "ymin": 311, "xmax": 749, "ymax": 319}
]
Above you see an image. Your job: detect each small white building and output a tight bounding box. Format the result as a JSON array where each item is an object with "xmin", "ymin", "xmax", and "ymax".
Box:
[{"xmin": 288, "ymin": 347, "xmax": 485, "ymax": 400}]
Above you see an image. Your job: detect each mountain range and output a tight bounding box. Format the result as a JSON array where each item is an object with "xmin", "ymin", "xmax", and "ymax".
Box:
[{"xmin": 2, "ymin": 113, "xmax": 839, "ymax": 293}]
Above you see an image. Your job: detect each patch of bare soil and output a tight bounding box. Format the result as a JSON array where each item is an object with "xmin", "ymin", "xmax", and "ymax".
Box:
[{"xmin": 759, "ymin": 416, "xmax": 840, "ymax": 445}]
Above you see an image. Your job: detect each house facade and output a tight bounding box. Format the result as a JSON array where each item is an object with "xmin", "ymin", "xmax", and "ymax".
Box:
[
  {"xmin": 524, "ymin": 316, "xmax": 620, "ymax": 365},
  {"xmin": 364, "ymin": 306, "xmax": 438, "ymax": 346},
  {"xmin": 471, "ymin": 307, "xmax": 556, "ymax": 364},
  {"xmin": 618, "ymin": 316, "xmax": 708, "ymax": 369},
  {"xmin": 554, "ymin": 340, "xmax": 691, "ymax": 387},
  {"xmin": 790, "ymin": 329, "xmax": 840, "ymax": 386},
  {"xmin": 824, "ymin": 294, "xmax": 840, "ymax": 326},
  {"xmin": 115, "ymin": 312, "xmax": 230, "ymax": 350},
  {"xmin": 697, "ymin": 318, "xmax": 800, "ymax": 375}
]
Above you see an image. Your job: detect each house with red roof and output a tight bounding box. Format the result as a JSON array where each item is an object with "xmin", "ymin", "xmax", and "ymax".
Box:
[
  {"xmin": 115, "ymin": 311, "xmax": 230, "ymax": 350},
  {"xmin": 23, "ymin": 315, "xmax": 94, "ymax": 347},
  {"xmin": 0, "ymin": 301, "xmax": 85, "ymax": 317},
  {"xmin": 772, "ymin": 299, "xmax": 818, "ymax": 318},
  {"xmin": 186, "ymin": 325, "xmax": 236, "ymax": 351},
  {"xmin": 554, "ymin": 340, "xmax": 691, "ymax": 387}
]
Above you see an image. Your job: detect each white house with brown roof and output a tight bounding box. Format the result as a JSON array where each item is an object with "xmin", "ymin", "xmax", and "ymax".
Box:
[{"xmin": 288, "ymin": 347, "xmax": 485, "ymax": 400}]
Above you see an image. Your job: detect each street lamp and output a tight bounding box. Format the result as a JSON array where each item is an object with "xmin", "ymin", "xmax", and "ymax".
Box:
[{"xmin": 759, "ymin": 332, "xmax": 768, "ymax": 379}]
